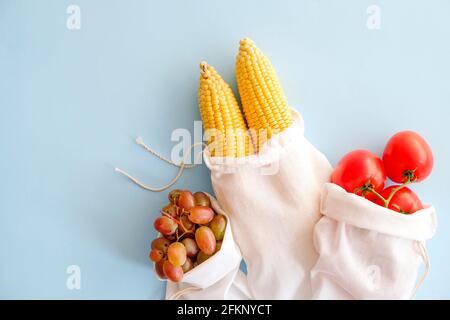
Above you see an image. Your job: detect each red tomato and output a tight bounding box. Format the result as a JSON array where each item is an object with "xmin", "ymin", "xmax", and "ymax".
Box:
[
  {"xmin": 374, "ymin": 186, "xmax": 424, "ymax": 214},
  {"xmin": 383, "ymin": 131, "xmax": 433, "ymax": 183},
  {"xmin": 332, "ymin": 150, "xmax": 386, "ymax": 197}
]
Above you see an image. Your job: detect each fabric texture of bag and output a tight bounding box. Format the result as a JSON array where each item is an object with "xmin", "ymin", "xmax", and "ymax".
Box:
[
  {"xmin": 164, "ymin": 193, "xmax": 249, "ymax": 300},
  {"xmin": 311, "ymin": 183, "xmax": 438, "ymax": 300},
  {"xmin": 203, "ymin": 110, "xmax": 333, "ymax": 299}
]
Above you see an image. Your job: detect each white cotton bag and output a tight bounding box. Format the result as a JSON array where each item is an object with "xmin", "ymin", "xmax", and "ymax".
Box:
[
  {"xmin": 203, "ymin": 110, "xmax": 333, "ymax": 299},
  {"xmin": 311, "ymin": 183, "xmax": 437, "ymax": 300},
  {"xmin": 164, "ymin": 193, "xmax": 250, "ymax": 300}
]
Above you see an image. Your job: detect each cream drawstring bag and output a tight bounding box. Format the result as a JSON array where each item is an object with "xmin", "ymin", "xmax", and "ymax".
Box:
[
  {"xmin": 204, "ymin": 110, "xmax": 333, "ymax": 299},
  {"xmin": 116, "ymin": 145, "xmax": 251, "ymax": 300},
  {"xmin": 311, "ymin": 183, "xmax": 437, "ymax": 300},
  {"xmin": 164, "ymin": 194, "xmax": 250, "ymax": 300}
]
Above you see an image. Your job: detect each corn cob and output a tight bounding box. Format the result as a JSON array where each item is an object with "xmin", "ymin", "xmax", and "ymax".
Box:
[
  {"xmin": 236, "ymin": 38, "xmax": 293, "ymax": 151},
  {"xmin": 198, "ymin": 62, "xmax": 254, "ymax": 157}
]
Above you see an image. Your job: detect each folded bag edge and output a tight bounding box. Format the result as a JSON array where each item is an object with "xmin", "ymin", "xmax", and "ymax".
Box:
[
  {"xmin": 203, "ymin": 108, "xmax": 306, "ymax": 172},
  {"xmin": 180, "ymin": 192, "xmax": 243, "ymax": 287},
  {"xmin": 160, "ymin": 193, "xmax": 243, "ymax": 300},
  {"xmin": 320, "ymin": 183, "xmax": 438, "ymax": 241}
]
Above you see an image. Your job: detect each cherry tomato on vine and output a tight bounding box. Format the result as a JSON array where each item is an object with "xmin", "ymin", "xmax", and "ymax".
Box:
[
  {"xmin": 374, "ymin": 185, "xmax": 424, "ymax": 214},
  {"xmin": 383, "ymin": 131, "xmax": 433, "ymax": 183},
  {"xmin": 331, "ymin": 150, "xmax": 386, "ymax": 198}
]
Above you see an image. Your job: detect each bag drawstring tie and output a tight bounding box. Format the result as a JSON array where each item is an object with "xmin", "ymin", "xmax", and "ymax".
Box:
[
  {"xmin": 115, "ymin": 137, "xmax": 206, "ymax": 192},
  {"xmin": 411, "ymin": 241, "xmax": 430, "ymax": 299},
  {"xmin": 116, "ymin": 137, "xmax": 206, "ymax": 300}
]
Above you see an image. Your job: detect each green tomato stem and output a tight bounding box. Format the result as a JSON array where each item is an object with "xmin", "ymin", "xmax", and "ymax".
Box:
[
  {"xmin": 384, "ymin": 177, "xmax": 412, "ymax": 208},
  {"xmin": 363, "ymin": 175, "xmax": 413, "ymax": 210},
  {"xmin": 367, "ymin": 188, "xmax": 388, "ymax": 206}
]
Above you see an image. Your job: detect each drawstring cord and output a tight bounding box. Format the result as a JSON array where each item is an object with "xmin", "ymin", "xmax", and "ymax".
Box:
[
  {"xmin": 116, "ymin": 137, "xmax": 207, "ymax": 300},
  {"xmin": 135, "ymin": 137, "xmax": 197, "ymax": 169},
  {"xmin": 115, "ymin": 137, "xmax": 206, "ymax": 192},
  {"xmin": 411, "ymin": 241, "xmax": 430, "ymax": 299}
]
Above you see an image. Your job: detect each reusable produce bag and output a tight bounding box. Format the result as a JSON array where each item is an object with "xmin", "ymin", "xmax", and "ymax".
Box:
[
  {"xmin": 116, "ymin": 140, "xmax": 249, "ymax": 299},
  {"xmin": 163, "ymin": 194, "xmax": 249, "ymax": 300},
  {"xmin": 311, "ymin": 183, "xmax": 437, "ymax": 300},
  {"xmin": 203, "ymin": 110, "xmax": 333, "ymax": 299}
]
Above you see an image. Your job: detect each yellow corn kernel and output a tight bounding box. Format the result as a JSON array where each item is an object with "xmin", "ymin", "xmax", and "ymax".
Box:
[
  {"xmin": 236, "ymin": 38, "xmax": 293, "ymax": 151},
  {"xmin": 198, "ymin": 62, "xmax": 254, "ymax": 157}
]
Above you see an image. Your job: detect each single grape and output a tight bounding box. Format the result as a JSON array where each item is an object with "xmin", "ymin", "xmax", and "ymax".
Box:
[
  {"xmin": 181, "ymin": 257, "xmax": 194, "ymax": 273},
  {"xmin": 209, "ymin": 214, "xmax": 226, "ymax": 241},
  {"xmin": 151, "ymin": 237, "xmax": 171, "ymax": 253},
  {"xmin": 163, "ymin": 260, "xmax": 183, "ymax": 282},
  {"xmin": 154, "ymin": 216, "xmax": 177, "ymax": 235},
  {"xmin": 178, "ymin": 190, "xmax": 195, "ymax": 211},
  {"xmin": 179, "ymin": 214, "xmax": 194, "ymax": 232},
  {"xmin": 188, "ymin": 206, "xmax": 214, "ymax": 225},
  {"xmin": 196, "ymin": 251, "xmax": 212, "ymax": 264},
  {"xmin": 149, "ymin": 249, "xmax": 164, "ymax": 262},
  {"xmin": 215, "ymin": 241, "xmax": 222, "ymax": 253},
  {"xmin": 182, "ymin": 238, "xmax": 199, "ymax": 257},
  {"xmin": 161, "ymin": 203, "xmax": 178, "ymax": 218},
  {"xmin": 155, "ymin": 259, "xmax": 166, "ymax": 279},
  {"xmin": 168, "ymin": 189, "xmax": 182, "ymax": 205},
  {"xmin": 193, "ymin": 192, "xmax": 211, "ymax": 207},
  {"xmin": 167, "ymin": 242, "xmax": 187, "ymax": 267},
  {"xmin": 195, "ymin": 226, "xmax": 216, "ymax": 255}
]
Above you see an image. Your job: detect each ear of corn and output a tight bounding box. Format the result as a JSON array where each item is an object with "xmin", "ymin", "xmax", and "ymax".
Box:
[
  {"xmin": 198, "ymin": 62, "xmax": 254, "ymax": 157},
  {"xmin": 236, "ymin": 38, "xmax": 293, "ymax": 151}
]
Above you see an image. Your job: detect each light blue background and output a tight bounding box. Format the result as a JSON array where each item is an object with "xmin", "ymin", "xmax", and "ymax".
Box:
[{"xmin": 1, "ymin": 0, "xmax": 449, "ymax": 299}]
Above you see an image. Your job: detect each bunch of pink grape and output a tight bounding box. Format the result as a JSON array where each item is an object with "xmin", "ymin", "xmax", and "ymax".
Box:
[{"xmin": 149, "ymin": 190, "xmax": 227, "ymax": 282}]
